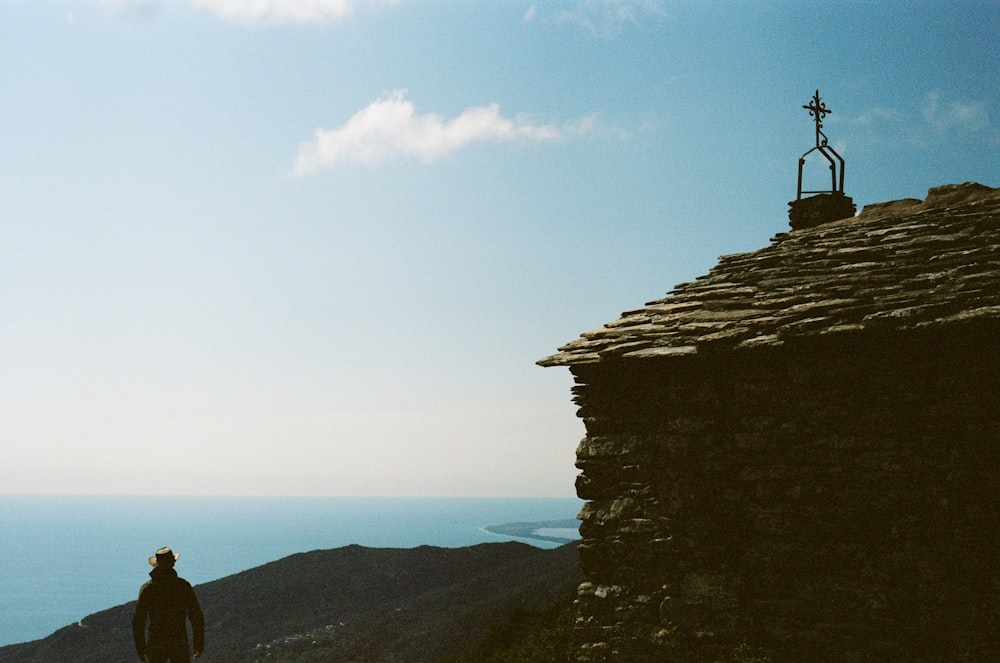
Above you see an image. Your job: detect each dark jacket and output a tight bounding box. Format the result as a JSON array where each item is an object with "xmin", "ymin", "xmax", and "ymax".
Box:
[{"xmin": 132, "ymin": 566, "xmax": 205, "ymax": 659}]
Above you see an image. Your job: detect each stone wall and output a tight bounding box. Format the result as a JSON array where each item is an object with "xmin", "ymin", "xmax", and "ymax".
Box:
[{"xmin": 570, "ymin": 325, "xmax": 1000, "ymax": 662}]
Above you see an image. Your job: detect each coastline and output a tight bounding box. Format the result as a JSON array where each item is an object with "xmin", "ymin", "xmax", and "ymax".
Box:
[
  {"xmin": 481, "ymin": 519, "xmax": 581, "ymax": 545},
  {"xmin": 1, "ymin": 495, "xmax": 582, "ymax": 647}
]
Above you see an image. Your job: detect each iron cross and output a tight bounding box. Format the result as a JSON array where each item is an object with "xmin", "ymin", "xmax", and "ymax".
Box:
[{"xmin": 803, "ymin": 90, "xmax": 831, "ymax": 146}]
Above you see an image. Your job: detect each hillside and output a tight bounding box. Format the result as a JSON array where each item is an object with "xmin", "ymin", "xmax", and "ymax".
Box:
[{"xmin": 1, "ymin": 541, "xmax": 580, "ymax": 663}]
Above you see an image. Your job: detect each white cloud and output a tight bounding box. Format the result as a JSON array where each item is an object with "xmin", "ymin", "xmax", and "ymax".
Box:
[
  {"xmin": 850, "ymin": 92, "xmax": 993, "ymax": 148},
  {"xmin": 187, "ymin": 0, "xmax": 364, "ymax": 25},
  {"xmin": 98, "ymin": 0, "xmax": 383, "ymax": 24},
  {"xmin": 523, "ymin": 4, "xmax": 537, "ymax": 23},
  {"xmin": 293, "ymin": 90, "xmax": 588, "ymax": 173},
  {"xmin": 100, "ymin": 0, "xmax": 163, "ymax": 19},
  {"xmin": 554, "ymin": 0, "xmax": 666, "ymax": 37},
  {"xmin": 852, "ymin": 107, "xmax": 904, "ymax": 127},
  {"xmin": 921, "ymin": 90, "xmax": 989, "ymax": 135}
]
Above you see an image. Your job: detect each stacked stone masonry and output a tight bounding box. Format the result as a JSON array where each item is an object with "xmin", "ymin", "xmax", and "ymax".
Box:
[{"xmin": 541, "ymin": 183, "xmax": 1000, "ymax": 662}]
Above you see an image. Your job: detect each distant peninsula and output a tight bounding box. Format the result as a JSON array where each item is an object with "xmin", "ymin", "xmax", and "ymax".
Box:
[{"xmin": 482, "ymin": 519, "xmax": 580, "ymax": 544}]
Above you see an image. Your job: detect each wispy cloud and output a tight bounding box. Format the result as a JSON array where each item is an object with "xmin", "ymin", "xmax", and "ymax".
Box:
[
  {"xmin": 852, "ymin": 107, "xmax": 905, "ymax": 127},
  {"xmin": 851, "ymin": 91, "xmax": 993, "ymax": 148},
  {"xmin": 292, "ymin": 90, "xmax": 593, "ymax": 173},
  {"xmin": 99, "ymin": 0, "xmax": 164, "ymax": 19},
  {"xmin": 107, "ymin": 0, "xmax": 664, "ymax": 30},
  {"xmin": 552, "ymin": 0, "xmax": 667, "ymax": 37},
  {"xmin": 921, "ymin": 90, "xmax": 989, "ymax": 135},
  {"xmin": 186, "ymin": 0, "xmax": 384, "ymax": 25}
]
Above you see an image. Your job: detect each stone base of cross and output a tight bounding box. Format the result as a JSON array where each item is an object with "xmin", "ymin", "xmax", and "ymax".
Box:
[{"xmin": 787, "ymin": 192, "xmax": 857, "ymax": 230}]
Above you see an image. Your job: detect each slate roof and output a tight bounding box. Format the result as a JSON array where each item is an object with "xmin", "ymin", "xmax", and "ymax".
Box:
[{"xmin": 539, "ymin": 182, "xmax": 1000, "ymax": 367}]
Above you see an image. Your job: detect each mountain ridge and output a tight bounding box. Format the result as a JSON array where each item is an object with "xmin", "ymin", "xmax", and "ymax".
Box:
[{"xmin": 1, "ymin": 541, "xmax": 581, "ymax": 663}]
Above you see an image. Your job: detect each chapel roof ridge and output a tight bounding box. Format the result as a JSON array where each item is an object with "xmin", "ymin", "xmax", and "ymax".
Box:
[
  {"xmin": 855, "ymin": 181, "xmax": 997, "ymax": 222},
  {"xmin": 539, "ymin": 182, "xmax": 999, "ymax": 368}
]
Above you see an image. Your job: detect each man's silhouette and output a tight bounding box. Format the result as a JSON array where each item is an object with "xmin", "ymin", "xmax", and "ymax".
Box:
[{"xmin": 132, "ymin": 547, "xmax": 204, "ymax": 663}]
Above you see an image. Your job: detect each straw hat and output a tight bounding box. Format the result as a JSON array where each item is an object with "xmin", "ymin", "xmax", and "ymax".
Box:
[{"xmin": 148, "ymin": 547, "xmax": 180, "ymax": 567}]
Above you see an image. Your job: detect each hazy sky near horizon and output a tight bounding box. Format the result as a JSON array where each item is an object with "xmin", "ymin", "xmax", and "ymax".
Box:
[{"xmin": 2, "ymin": 0, "xmax": 997, "ymax": 497}]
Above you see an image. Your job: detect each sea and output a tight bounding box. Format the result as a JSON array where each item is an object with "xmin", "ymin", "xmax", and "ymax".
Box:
[{"xmin": 0, "ymin": 494, "xmax": 582, "ymax": 647}]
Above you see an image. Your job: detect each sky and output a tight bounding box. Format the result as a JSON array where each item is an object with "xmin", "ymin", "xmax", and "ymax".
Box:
[{"xmin": 1, "ymin": 0, "xmax": 997, "ymax": 497}]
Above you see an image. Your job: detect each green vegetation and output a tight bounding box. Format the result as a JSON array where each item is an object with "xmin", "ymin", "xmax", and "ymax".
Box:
[
  {"xmin": 723, "ymin": 643, "xmax": 773, "ymax": 663},
  {"xmin": 435, "ymin": 593, "xmax": 577, "ymax": 663}
]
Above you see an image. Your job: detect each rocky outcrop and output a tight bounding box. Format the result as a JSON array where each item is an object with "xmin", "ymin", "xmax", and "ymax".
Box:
[{"xmin": 542, "ymin": 183, "xmax": 1000, "ymax": 662}]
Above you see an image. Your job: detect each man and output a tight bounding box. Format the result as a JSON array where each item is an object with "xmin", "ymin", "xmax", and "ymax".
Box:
[{"xmin": 132, "ymin": 547, "xmax": 205, "ymax": 663}]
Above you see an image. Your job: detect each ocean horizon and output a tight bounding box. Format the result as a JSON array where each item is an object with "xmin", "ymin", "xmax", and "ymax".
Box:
[{"xmin": 0, "ymin": 494, "xmax": 582, "ymax": 647}]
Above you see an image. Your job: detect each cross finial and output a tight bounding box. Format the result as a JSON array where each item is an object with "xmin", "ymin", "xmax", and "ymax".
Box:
[
  {"xmin": 803, "ymin": 89, "xmax": 831, "ymax": 147},
  {"xmin": 790, "ymin": 90, "xmax": 855, "ymax": 228}
]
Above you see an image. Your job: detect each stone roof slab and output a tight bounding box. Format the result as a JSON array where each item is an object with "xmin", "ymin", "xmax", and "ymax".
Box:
[{"xmin": 539, "ymin": 183, "xmax": 1000, "ymax": 368}]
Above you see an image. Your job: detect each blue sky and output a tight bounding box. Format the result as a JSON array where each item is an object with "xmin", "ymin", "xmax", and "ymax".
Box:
[{"xmin": 2, "ymin": 0, "xmax": 996, "ymax": 496}]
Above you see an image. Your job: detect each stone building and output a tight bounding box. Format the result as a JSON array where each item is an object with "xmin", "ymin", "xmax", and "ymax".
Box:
[{"xmin": 540, "ymin": 183, "xmax": 1000, "ymax": 662}]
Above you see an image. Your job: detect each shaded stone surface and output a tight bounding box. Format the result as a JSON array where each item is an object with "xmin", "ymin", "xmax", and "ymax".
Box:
[{"xmin": 788, "ymin": 192, "xmax": 857, "ymax": 229}]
